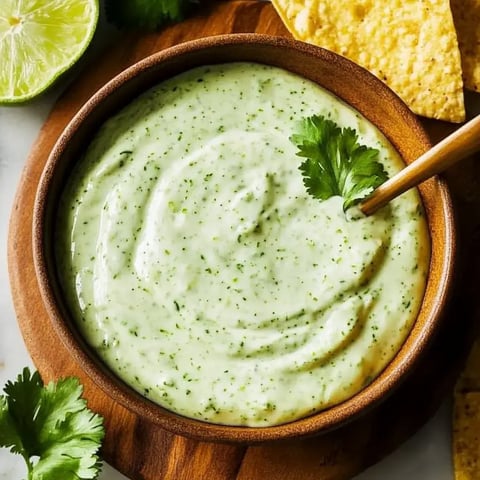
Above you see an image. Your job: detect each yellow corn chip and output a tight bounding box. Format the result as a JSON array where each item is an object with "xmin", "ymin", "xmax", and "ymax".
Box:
[
  {"xmin": 272, "ymin": 0, "xmax": 466, "ymax": 122},
  {"xmin": 456, "ymin": 338, "xmax": 480, "ymax": 392},
  {"xmin": 453, "ymin": 392, "xmax": 480, "ymax": 480},
  {"xmin": 454, "ymin": 336, "xmax": 480, "ymax": 479},
  {"xmin": 451, "ymin": 0, "xmax": 480, "ymax": 92}
]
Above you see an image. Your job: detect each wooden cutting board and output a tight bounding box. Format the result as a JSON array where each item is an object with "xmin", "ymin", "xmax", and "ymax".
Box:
[{"xmin": 8, "ymin": 2, "xmax": 480, "ymax": 479}]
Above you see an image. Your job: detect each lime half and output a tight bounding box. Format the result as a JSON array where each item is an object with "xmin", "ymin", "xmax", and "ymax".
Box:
[{"xmin": 0, "ymin": 0, "xmax": 99, "ymax": 104}]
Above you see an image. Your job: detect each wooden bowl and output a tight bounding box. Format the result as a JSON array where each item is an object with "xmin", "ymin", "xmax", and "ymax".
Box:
[{"xmin": 33, "ymin": 34, "xmax": 456, "ymax": 444}]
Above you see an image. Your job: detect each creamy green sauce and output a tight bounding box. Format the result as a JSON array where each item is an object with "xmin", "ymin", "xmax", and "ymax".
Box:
[{"xmin": 56, "ymin": 63, "xmax": 430, "ymax": 426}]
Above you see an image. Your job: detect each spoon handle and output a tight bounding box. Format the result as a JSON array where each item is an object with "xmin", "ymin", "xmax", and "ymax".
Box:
[{"xmin": 360, "ymin": 115, "xmax": 480, "ymax": 215}]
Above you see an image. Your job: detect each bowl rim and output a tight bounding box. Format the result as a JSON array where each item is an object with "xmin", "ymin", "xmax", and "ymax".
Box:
[{"xmin": 32, "ymin": 33, "xmax": 457, "ymax": 444}]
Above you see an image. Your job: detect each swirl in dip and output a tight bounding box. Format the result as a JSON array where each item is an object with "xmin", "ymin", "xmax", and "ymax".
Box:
[{"xmin": 56, "ymin": 63, "xmax": 430, "ymax": 427}]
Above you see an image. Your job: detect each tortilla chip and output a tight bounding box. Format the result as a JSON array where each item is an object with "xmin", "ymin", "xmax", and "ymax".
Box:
[
  {"xmin": 454, "ymin": 337, "xmax": 480, "ymax": 479},
  {"xmin": 453, "ymin": 392, "xmax": 480, "ymax": 480},
  {"xmin": 451, "ymin": 0, "xmax": 480, "ymax": 92},
  {"xmin": 456, "ymin": 338, "xmax": 480, "ymax": 392},
  {"xmin": 272, "ymin": 0, "xmax": 465, "ymax": 123}
]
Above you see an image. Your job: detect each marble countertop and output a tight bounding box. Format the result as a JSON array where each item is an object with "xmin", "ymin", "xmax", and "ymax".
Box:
[{"xmin": 0, "ymin": 6, "xmax": 472, "ymax": 480}]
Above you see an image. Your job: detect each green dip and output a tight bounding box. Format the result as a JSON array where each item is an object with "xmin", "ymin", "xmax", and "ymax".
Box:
[{"xmin": 56, "ymin": 63, "xmax": 430, "ymax": 426}]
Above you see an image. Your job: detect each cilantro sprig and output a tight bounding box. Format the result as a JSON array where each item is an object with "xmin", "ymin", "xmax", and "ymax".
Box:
[
  {"xmin": 106, "ymin": 0, "xmax": 198, "ymax": 31},
  {"xmin": 291, "ymin": 115, "xmax": 388, "ymax": 211},
  {"xmin": 0, "ymin": 368, "xmax": 104, "ymax": 480}
]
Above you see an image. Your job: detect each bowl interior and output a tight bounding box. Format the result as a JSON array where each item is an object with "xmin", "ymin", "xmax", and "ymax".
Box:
[{"xmin": 33, "ymin": 34, "xmax": 456, "ymax": 444}]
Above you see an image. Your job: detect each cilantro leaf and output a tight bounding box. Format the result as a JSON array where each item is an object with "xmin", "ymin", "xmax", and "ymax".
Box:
[
  {"xmin": 106, "ymin": 0, "xmax": 198, "ymax": 31},
  {"xmin": 0, "ymin": 367, "xmax": 105, "ymax": 480},
  {"xmin": 0, "ymin": 396, "xmax": 25, "ymax": 456},
  {"xmin": 291, "ymin": 115, "xmax": 388, "ymax": 211}
]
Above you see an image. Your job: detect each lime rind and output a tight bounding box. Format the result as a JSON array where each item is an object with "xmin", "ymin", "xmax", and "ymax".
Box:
[{"xmin": 0, "ymin": 0, "xmax": 99, "ymax": 104}]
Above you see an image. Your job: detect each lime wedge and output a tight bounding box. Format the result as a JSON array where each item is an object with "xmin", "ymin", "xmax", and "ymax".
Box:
[{"xmin": 0, "ymin": 0, "xmax": 99, "ymax": 104}]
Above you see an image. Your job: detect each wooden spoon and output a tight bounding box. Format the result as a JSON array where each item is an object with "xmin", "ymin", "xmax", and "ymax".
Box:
[{"xmin": 360, "ymin": 115, "xmax": 480, "ymax": 215}]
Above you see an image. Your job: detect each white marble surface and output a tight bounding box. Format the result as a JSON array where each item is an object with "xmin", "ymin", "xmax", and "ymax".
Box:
[{"xmin": 0, "ymin": 5, "xmax": 476, "ymax": 480}]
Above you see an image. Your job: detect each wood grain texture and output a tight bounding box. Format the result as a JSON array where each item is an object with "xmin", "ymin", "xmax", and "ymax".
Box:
[
  {"xmin": 7, "ymin": 2, "xmax": 480, "ymax": 479},
  {"xmin": 361, "ymin": 115, "xmax": 480, "ymax": 215}
]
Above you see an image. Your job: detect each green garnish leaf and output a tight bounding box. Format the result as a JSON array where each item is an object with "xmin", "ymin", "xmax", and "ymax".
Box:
[
  {"xmin": 105, "ymin": 0, "xmax": 198, "ymax": 31},
  {"xmin": 0, "ymin": 367, "xmax": 105, "ymax": 480},
  {"xmin": 291, "ymin": 115, "xmax": 388, "ymax": 211}
]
